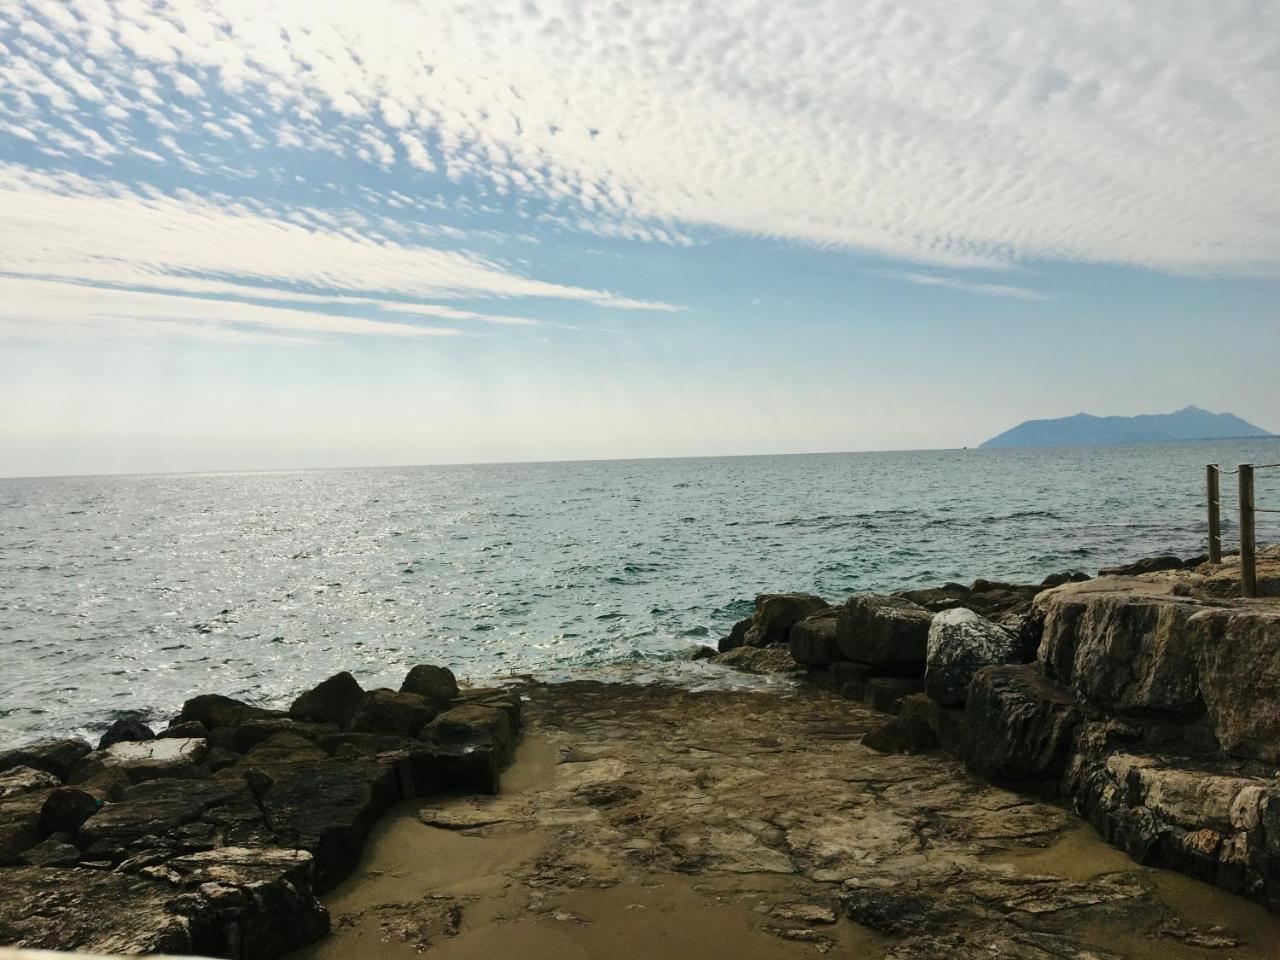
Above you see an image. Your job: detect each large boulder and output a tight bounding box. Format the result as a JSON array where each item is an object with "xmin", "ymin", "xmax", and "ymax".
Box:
[
  {"xmin": 717, "ymin": 616, "xmax": 753, "ymax": 653},
  {"xmin": 97, "ymin": 715, "xmax": 155, "ymax": 751},
  {"xmin": 40, "ymin": 786, "xmax": 101, "ymax": 834},
  {"xmin": 925, "ymin": 608, "xmax": 1022, "ymax": 707},
  {"xmin": 0, "ymin": 738, "xmax": 92, "ymax": 781},
  {"xmin": 76, "ymin": 777, "xmax": 255, "ymax": 861},
  {"xmin": 229, "ymin": 718, "xmax": 338, "ymax": 754},
  {"xmin": 0, "ymin": 765, "xmax": 60, "ymax": 800},
  {"xmin": 788, "ymin": 610, "xmax": 843, "ymax": 666},
  {"xmin": 70, "ymin": 737, "xmax": 209, "ymax": 786},
  {"xmin": 1036, "ymin": 578, "xmax": 1205, "ymax": 718},
  {"xmin": 964, "ymin": 664, "xmax": 1081, "ymax": 784},
  {"xmin": 345, "ymin": 689, "xmax": 436, "ymax": 737},
  {"xmin": 179, "ymin": 693, "xmax": 279, "ymax": 729},
  {"xmin": 836, "ymin": 594, "xmax": 934, "ymax": 675},
  {"xmin": 289, "ymin": 671, "xmax": 365, "ymax": 727},
  {"xmin": 709, "ymin": 645, "xmax": 805, "ymax": 676},
  {"xmin": 744, "ymin": 593, "xmax": 829, "ymax": 647},
  {"xmin": 1099, "ymin": 555, "xmax": 1185, "ymax": 576},
  {"xmin": 1189, "ymin": 606, "xmax": 1280, "ymax": 763},
  {"xmin": 421, "ymin": 704, "xmax": 518, "ymax": 794},
  {"xmin": 400, "ymin": 664, "xmax": 459, "ymax": 708}
]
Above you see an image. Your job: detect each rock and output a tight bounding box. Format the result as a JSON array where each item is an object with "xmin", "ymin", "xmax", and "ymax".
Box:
[
  {"xmin": 19, "ymin": 834, "xmax": 81, "ymax": 866},
  {"xmin": 689, "ymin": 645, "xmax": 718, "ymax": 661},
  {"xmin": 421, "ymin": 704, "xmax": 518, "ymax": 794},
  {"xmin": 862, "ymin": 715, "xmax": 938, "ymax": 754},
  {"xmin": 899, "ymin": 693, "xmax": 967, "ymax": 755},
  {"xmin": 1099, "ymin": 554, "xmax": 1185, "ymax": 576},
  {"xmin": 863, "ymin": 676, "xmax": 925, "ymax": 713},
  {"xmin": 788, "ymin": 610, "xmax": 844, "ymax": 666},
  {"xmin": 160, "ymin": 719, "xmax": 209, "ymax": 739},
  {"xmin": 0, "ymin": 850, "xmax": 328, "ymax": 959},
  {"xmin": 97, "ymin": 715, "xmax": 155, "ymax": 751},
  {"xmin": 745, "ymin": 593, "xmax": 829, "ymax": 647},
  {"xmin": 828, "ymin": 661, "xmax": 876, "ymax": 699},
  {"xmin": 709, "ymin": 645, "xmax": 804, "ymax": 675},
  {"xmin": 71, "ymin": 737, "xmax": 209, "ymax": 786},
  {"xmin": 1042, "ymin": 570, "xmax": 1090, "ymax": 588},
  {"xmin": 229, "ymin": 718, "xmax": 339, "ymax": 754},
  {"xmin": 241, "ymin": 732, "xmax": 328, "ymax": 765},
  {"xmin": 0, "ymin": 791, "xmax": 45, "ymax": 864},
  {"xmin": 318, "ymin": 733, "xmax": 439, "ymax": 798},
  {"xmin": 836, "ymin": 594, "xmax": 933, "ymax": 675},
  {"xmin": 894, "ymin": 583, "xmax": 971, "ymax": 613},
  {"xmin": 925, "ymin": 608, "xmax": 1022, "ymax": 707},
  {"xmin": 346, "ymin": 688, "xmax": 436, "ymax": 737},
  {"xmin": 0, "ymin": 765, "xmax": 60, "ymax": 800},
  {"xmin": 455, "ymin": 687, "xmax": 524, "ymax": 729},
  {"xmin": 0, "ymin": 738, "xmax": 92, "ymax": 781},
  {"xmin": 401, "ymin": 664, "xmax": 460, "ymax": 708},
  {"xmin": 179, "ymin": 693, "xmax": 279, "ymax": 729},
  {"xmin": 250, "ymin": 760, "xmax": 399, "ymax": 891},
  {"xmin": 717, "ymin": 615, "xmax": 753, "ymax": 652},
  {"xmin": 289, "ymin": 671, "xmax": 365, "ymax": 727},
  {"xmin": 1037, "ymin": 578, "xmax": 1206, "ymax": 718},
  {"xmin": 964, "ymin": 664, "xmax": 1081, "ymax": 784},
  {"xmin": 40, "ymin": 786, "xmax": 101, "ymax": 834},
  {"xmin": 1189, "ymin": 606, "xmax": 1280, "ymax": 763}
]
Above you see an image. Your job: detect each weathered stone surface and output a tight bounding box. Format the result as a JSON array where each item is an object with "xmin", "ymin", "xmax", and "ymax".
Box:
[
  {"xmin": 421, "ymin": 704, "xmax": 518, "ymax": 794},
  {"xmin": 965, "ymin": 664, "xmax": 1081, "ymax": 783},
  {"xmin": 0, "ymin": 738, "xmax": 91, "ymax": 781},
  {"xmin": 925, "ymin": 607, "xmax": 1021, "ymax": 706},
  {"xmin": 899, "ymin": 693, "xmax": 968, "ymax": 756},
  {"xmin": 0, "ymin": 866, "xmax": 207, "ymax": 955},
  {"xmin": 864, "ymin": 676, "xmax": 925, "ymax": 713},
  {"xmin": 456, "ymin": 687, "xmax": 524, "ymax": 730},
  {"xmin": 709, "ymin": 644, "xmax": 804, "ymax": 675},
  {"xmin": 40, "ymin": 786, "xmax": 101, "ymax": 834},
  {"xmin": 895, "ymin": 583, "xmax": 971, "ymax": 613},
  {"xmin": 229, "ymin": 718, "xmax": 338, "ymax": 754},
  {"xmin": 743, "ymin": 593, "xmax": 829, "ymax": 647},
  {"xmin": 289, "ymin": 671, "xmax": 365, "ymax": 727},
  {"xmin": 77, "ymin": 776, "xmax": 254, "ymax": 861},
  {"xmin": 1189, "ymin": 606, "xmax": 1280, "ymax": 763},
  {"xmin": 1037, "ymin": 578, "xmax": 1206, "ymax": 717},
  {"xmin": 828, "ymin": 660, "xmax": 876, "ymax": 699},
  {"xmin": 346, "ymin": 688, "xmax": 435, "ymax": 737},
  {"xmin": 18, "ymin": 835, "xmax": 81, "ymax": 866},
  {"xmin": 1099, "ymin": 554, "xmax": 1186, "ymax": 576},
  {"xmin": 836, "ymin": 594, "xmax": 934, "ymax": 675},
  {"xmin": 160, "ymin": 719, "xmax": 209, "ymax": 740},
  {"xmin": 97, "ymin": 715, "xmax": 155, "ymax": 751},
  {"xmin": 179, "ymin": 693, "xmax": 279, "ymax": 729},
  {"xmin": 862, "ymin": 715, "xmax": 938, "ymax": 754},
  {"xmin": 1042, "ymin": 570, "xmax": 1091, "ymax": 588},
  {"xmin": 240, "ymin": 732, "xmax": 328, "ymax": 765},
  {"xmin": 788, "ymin": 610, "xmax": 843, "ymax": 666},
  {"xmin": 0, "ymin": 793, "xmax": 45, "ymax": 865},
  {"xmin": 0, "ymin": 766, "xmax": 59, "ymax": 801},
  {"xmin": 401, "ymin": 664, "xmax": 460, "ymax": 707},
  {"xmin": 717, "ymin": 615, "xmax": 753, "ymax": 652},
  {"xmin": 72, "ymin": 737, "xmax": 209, "ymax": 786}
]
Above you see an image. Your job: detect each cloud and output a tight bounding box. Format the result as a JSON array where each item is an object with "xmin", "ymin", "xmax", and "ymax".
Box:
[
  {"xmin": 4, "ymin": 0, "xmax": 1277, "ymax": 279},
  {"xmin": 871, "ymin": 271, "xmax": 1047, "ymax": 302},
  {"xmin": 0, "ymin": 163, "xmax": 677, "ymax": 342}
]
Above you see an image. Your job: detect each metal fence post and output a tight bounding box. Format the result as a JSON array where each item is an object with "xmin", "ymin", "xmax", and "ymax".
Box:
[
  {"xmin": 1206, "ymin": 464, "xmax": 1221, "ymax": 564},
  {"xmin": 1239, "ymin": 464, "xmax": 1256, "ymax": 598}
]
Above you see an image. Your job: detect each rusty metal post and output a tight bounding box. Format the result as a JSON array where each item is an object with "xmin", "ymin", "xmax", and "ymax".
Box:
[
  {"xmin": 1206, "ymin": 464, "xmax": 1221, "ymax": 564},
  {"xmin": 1239, "ymin": 464, "xmax": 1256, "ymax": 598}
]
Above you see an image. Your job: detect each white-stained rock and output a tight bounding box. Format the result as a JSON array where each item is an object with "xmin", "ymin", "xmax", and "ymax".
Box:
[{"xmin": 925, "ymin": 608, "xmax": 1021, "ymax": 706}]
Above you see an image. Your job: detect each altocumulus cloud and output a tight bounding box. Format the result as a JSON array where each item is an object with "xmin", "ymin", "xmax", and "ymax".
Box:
[{"xmin": 1, "ymin": 0, "xmax": 1279, "ymax": 343}]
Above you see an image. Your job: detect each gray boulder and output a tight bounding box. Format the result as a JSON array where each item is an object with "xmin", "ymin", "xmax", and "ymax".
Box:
[
  {"xmin": 717, "ymin": 616, "xmax": 753, "ymax": 653},
  {"xmin": 71, "ymin": 737, "xmax": 209, "ymax": 786},
  {"xmin": 179, "ymin": 693, "xmax": 279, "ymax": 729},
  {"xmin": 745, "ymin": 593, "xmax": 829, "ymax": 647},
  {"xmin": 290, "ymin": 671, "xmax": 365, "ymax": 727},
  {"xmin": 0, "ymin": 738, "xmax": 92, "ymax": 781},
  {"xmin": 836, "ymin": 595, "xmax": 933, "ymax": 675},
  {"xmin": 346, "ymin": 689, "xmax": 435, "ymax": 737},
  {"xmin": 925, "ymin": 608, "xmax": 1022, "ymax": 707},
  {"xmin": 964, "ymin": 664, "xmax": 1081, "ymax": 783},
  {"xmin": 400, "ymin": 664, "xmax": 459, "ymax": 708},
  {"xmin": 788, "ymin": 610, "xmax": 843, "ymax": 666},
  {"xmin": 97, "ymin": 716, "xmax": 155, "ymax": 751}
]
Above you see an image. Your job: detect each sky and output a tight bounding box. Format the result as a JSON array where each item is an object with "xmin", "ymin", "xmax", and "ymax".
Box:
[{"xmin": 1, "ymin": 0, "xmax": 1278, "ymax": 477}]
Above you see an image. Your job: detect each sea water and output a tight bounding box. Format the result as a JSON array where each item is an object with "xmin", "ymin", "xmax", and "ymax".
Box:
[{"xmin": 3, "ymin": 439, "xmax": 1278, "ymax": 742}]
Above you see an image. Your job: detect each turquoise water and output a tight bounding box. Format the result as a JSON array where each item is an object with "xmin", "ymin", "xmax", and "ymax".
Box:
[{"xmin": 2, "ymin": 439, "xmax": 1278, "ymax": 742}]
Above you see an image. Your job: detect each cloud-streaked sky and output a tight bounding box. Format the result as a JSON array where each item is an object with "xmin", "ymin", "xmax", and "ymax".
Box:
[{"xmin": 2, "ymin": 0, "xmax": 1278, "ymax": 475}]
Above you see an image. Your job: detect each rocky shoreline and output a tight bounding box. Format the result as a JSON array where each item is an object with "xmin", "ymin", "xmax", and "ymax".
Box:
[{"xmin": 0, "ymin": 545, "xmax": 1277, "ymax": 958}]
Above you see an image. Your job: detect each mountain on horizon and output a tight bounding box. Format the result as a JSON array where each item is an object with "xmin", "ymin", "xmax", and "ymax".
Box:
[{"xmin": 980, "ymin": 406, "xmax": 1275, "ymax": 449}]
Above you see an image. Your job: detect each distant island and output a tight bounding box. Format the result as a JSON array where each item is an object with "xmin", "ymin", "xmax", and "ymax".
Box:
[{"xmin": 980, "ymin": 405, "xmax": 1274, "ymax": 448}]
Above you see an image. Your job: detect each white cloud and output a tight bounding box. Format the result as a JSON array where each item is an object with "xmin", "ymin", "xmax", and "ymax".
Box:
[
  {"xmin": 871, "ymin": 271, "xmax": 1047, "ymax": 302},
  {"xmin": 8, "ymin": 0, "xmax": 1275, "ymax": 275}
]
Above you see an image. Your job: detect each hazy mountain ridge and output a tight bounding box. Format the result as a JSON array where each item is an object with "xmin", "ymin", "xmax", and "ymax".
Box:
[{"xmin": 981, "ymin": 406, "xmax": 1274, "ymax": 448}]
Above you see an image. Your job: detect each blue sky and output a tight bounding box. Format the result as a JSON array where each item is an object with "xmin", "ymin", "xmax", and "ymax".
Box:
[{"xmin": 1, "ymin": 0, "xmax": 1278, "ymax": 476}]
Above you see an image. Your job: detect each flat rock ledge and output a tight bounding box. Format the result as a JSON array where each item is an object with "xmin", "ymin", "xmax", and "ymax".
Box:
[
  {"xmin": 710, "ymin": 545, "xmax": 1280, "ymax": 915},
  {"xmin": 0, "ymin": 666, "xmax": 522, "ymax": 959}
]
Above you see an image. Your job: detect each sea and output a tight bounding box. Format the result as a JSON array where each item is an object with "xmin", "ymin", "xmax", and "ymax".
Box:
[{"xmin": 3, "ymin": 439, "xmax": 1279, "ymax": 744}]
